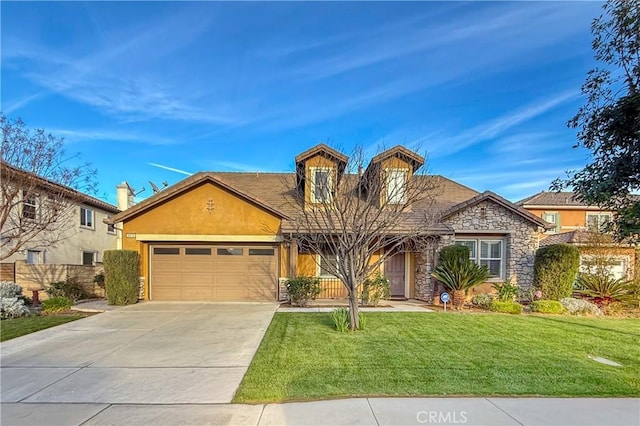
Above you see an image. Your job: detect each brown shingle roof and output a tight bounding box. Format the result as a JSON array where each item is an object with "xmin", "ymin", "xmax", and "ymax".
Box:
[
  {"xmin": 1, "ymin": 161, "xmax": 119, "ymax": 213},
  {"xmin": 539, "ymin": 230, "xmax": 632, "ymax": 247},
  {"xmin": 294, "ymin": 143, "xmax": 348, "ymax": 164},
  {"xmin": 517, "ymin": 191, "xmax": 585, "ymax": 207},
  {"xmin": 369, "ymin": 145, "xmax": 425, "ymax": 169}
]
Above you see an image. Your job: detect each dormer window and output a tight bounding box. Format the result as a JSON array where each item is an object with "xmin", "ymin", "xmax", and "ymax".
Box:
[
  {"xmin": 386, "ymin": 169, "xmax": 407, "ymax": 204},
  {"xmin": 310, "ymin": 167, "xmax": 333, "ymax": 203}
]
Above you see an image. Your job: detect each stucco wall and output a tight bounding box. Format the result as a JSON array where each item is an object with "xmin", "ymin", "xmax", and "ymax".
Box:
[{"xmin": 2, "ymin": 204, "xmax": 118, "ymax": 265}]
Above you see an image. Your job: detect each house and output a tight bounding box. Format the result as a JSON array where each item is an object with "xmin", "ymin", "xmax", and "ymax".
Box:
[
  {"xmin": 518, "ymin": 190, "xmax": 638, "ymax": 280},
  {"xmin": 0, "ymin": 161, "xmax": 120, "ymax": 267},
  {"xmin": 517, "ymin": 191, "xmax": 615, "ymax": 234},
  {"xmin": 107, "ymin": 144, "xmax": 551, "ymax": 302}
]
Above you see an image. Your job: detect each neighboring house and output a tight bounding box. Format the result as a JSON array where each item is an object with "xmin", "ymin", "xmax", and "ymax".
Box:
[
  {"xmin": 517, "ymin": 191, "xmax": 615, "ymax": 234},
  {"xmin": 107, "ymin": 144, "xmax": 551, "ymax": 303},
  {"xmin": 519, "ymin": 190, "xmax": 638, "ymax": 280},
  {"xmin": 0, "ymin": 162, "xmax": 120, "ymax": 266}
]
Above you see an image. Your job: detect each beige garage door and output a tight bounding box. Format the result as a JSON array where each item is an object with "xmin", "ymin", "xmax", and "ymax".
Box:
[{"xmin": 150, "ymin": 244, "xmax": 277, "ymax": 301}]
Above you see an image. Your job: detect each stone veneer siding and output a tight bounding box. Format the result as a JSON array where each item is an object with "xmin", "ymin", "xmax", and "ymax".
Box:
[{"xmin": 414, "ymin": 201, "xmax": 541, "ymax": 303}]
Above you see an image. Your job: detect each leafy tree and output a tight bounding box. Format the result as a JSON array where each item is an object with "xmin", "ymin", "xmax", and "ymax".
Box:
[
  {"xmin": 0, "ymin": 113, "xmax": 96, "ymax": 260},
  {"xmin": 553, "ymin": 0, "xmax": 640, "ymax": 242}
]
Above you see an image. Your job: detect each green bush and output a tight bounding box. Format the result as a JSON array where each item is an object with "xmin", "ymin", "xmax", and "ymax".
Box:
[
  {"xmin": 531, "ymin": 300, "xmax": 565, "ymax": 314},
  {"xmin": 47, "ymin": 277, "xmax": 86, "ymax": 302},
  {"xmin": 534, "ymin": 244, "xmax": 580, "ymax": 300},
  {"xmin": 471, "ymin": 293, "xmax": 494, "ymax": 309},
  {"xmin": 361, "ymin": 274, "xmax": 390, "ymax": 306},
  {"xmin": 331, "ymin": 307, "xmax": 350, "ymax": 332},
  {"xmin": 439, "ymin": 245, "xmax": 470, "ymax": 263},
  {"xmin": 286, "ymin": 276, "xmax": 321, "ymax": 307},
  {"xmin": 492, "ymin": 280, "xmax": 519, "ymax": 302},
  {"xmin": 104, "ymin": 250, "xmax": 140, "ymax": 306},
  {"xmin": 42, "ymin": 297, "xmax": 73, "ymax": 313},
  {"xmin": 489, "ymin": 300, "xmax": 523, "ymax": 314},
  {"xmin": 94, "ymin": 271, "xmax": 105, "ymax": 290}
]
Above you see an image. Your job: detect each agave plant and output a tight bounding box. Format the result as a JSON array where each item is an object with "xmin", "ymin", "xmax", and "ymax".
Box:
[
  {"xmin": 575, "ymin": 273, "xmax": 630, "ymax": 306},
  {"xmin": 431, "ymin": 257, "xmax": 490, "ymax": 308}
]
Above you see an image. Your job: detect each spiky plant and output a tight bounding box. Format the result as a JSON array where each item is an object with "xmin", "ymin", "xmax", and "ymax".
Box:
[
  {"xmin": 431, "ymin": 257, "xmax": 490, "ymax": 308},
  {"xmin": 575, "ymin": 273, "xmax": 631, "ymax": 306}
]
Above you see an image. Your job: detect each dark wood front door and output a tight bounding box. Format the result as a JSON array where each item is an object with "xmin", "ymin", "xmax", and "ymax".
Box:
[{"xmin": 385, "ymin": 253, "xmax": 405, "ymax": 297}]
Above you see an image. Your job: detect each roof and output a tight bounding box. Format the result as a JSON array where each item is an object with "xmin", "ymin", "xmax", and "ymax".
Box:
[
  {"xmin": 294, "ymin": 143, "xmax": 348, "ymax": 165},
  {"xmin": 370, "ymin": 145, "xmax": 425, "ymax": 169},
  {"xmin": 1, "ymin": 161, "xmax": 119, "ymax": 214},
  {"xmin": 441, "ymin": 191, "xmax": 553, "ymax": 229},
  {"xmin": 108, "ymin": 172, "xmax": 290, "ymax": 223},
  {"xmin": 517, "ymin": 191, "xmax": 590, "ymax": 207},
  {"xmin": 539, "ymin": 230, "xmax": 634, "ymax": 247}
]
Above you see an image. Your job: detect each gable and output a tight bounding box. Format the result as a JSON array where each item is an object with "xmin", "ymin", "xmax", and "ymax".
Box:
[
  {"xmin": 443, "ymin": 199, "xmax": 541, "ymax": 232},
  {"xmin": 123, "ymin": 181, "xmax": 282, "ymax": 236}
]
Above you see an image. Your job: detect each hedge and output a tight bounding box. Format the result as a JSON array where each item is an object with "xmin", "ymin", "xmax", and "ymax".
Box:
[
  {"xmin": 533, "ymin": 244, "xmax": 580, "ymax": 301},
  {"xmin": 104, "ymin": 250, "xmax": 140, "ymax": 305},
  {"xmin": 489, "ymin": 300, "xmax": 523, "ymax": 314},
  {"xmin": 531, "ymin": 300, "xmax": 565, "ymax": 314}
]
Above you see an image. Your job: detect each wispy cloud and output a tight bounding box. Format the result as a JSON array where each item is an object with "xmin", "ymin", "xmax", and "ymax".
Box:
[
  {"xmin": 50, "ymin": 128, "xmax": 176, "ymax": 146},
  {"xmin": 148, "ymin": 163, "xmax": 193, "ymax": 176},
  {"xmin": 3, "ymin": 93, "xmax": 45, "ymax": 114},
  {"xmin": 423, "ymin": 90, "xmax": 578, "ymax": 158}
]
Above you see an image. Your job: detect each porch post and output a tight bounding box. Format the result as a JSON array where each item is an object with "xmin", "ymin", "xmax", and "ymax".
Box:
[{"xmin": 289, "ymin": 239, "xmax": 298, "ymax": 278}]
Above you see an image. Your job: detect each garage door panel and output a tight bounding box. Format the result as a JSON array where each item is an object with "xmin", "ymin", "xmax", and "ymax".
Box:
[{"xmin": 150, "ymin": 244, "xmax": 276, "ymax": 301}]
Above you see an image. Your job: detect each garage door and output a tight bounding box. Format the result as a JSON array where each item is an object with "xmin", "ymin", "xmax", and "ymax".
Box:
[{"xmin": 150, "ymin": 244, "xmax": 277, "ymax": 301}]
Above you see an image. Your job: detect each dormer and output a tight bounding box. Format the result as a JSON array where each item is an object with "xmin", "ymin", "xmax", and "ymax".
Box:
[
  {"xmin": 362, "ymin": 145, "xmax": 424, "ymax": 205},
  {"xmin": 294, "ymin": 144, "xmax": 348, "ymax": 207}
]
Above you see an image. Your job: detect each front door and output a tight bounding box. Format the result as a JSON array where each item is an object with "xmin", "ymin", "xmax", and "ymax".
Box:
[{"xmin": 385, "ymin": 252, "xmax": 405, "ymax": 297}]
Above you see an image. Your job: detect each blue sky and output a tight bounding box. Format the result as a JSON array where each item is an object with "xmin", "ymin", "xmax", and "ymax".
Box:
[{"xmin": 2, "ymin": 1, "xmax": 604, "ymax": 206}]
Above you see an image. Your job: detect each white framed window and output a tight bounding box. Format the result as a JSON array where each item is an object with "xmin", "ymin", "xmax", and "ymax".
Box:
[
  {"xmin": 107, "ymin": 223, "xmax": 116, "ymax": 234},
  {"xmin": 455, "ymin": 238, "xmax": 504, "ymax": 279},
  {"xmin": 580, "ymin": 255, "xmax": 629, "ymax": 280},
  {"xmin": 586, "ymin": 212, "xmax": 611, "ymax": 232},
  {"xmin": 82, "ymin": 250, "xmax": 96, "ymax": 266},
  {"xmin": 22, "ymin": 190, "xmax": 37, "ymax": 220},
  {"xmin": 317, "ymin": 253, "xmax": 339, "ymax": 277},
  {"xmin": 26, "ymin": 249, "xmax": 44, "ymax": 264},
  {"xmin": 386, "ymin": 169, "xmax": 407, "ymax": 204},
  {"xmin": 80, "ymin": 207, "xmax": 94, "ymax": 229},
  {"xmin": 310, "ymin": 167, "xmax": 333, "ymax": 203},
  {"xmin": 542, "ymin": 212, "xmax": 560, "ymax": 233}
]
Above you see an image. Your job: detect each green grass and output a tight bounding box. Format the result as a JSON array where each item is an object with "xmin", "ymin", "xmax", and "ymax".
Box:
[
  {"xmin": 1, "ymin": 314, "xmax": 87, "ymax": 342},
  {"xmin": 234, "ymin": 312, "xmax": 640, "ymax": 403}
]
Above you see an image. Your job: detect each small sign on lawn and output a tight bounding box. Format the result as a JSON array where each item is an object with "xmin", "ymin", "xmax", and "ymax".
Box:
[{"xmin": 440, "ymin": 292, "xmax": 450, "ymax": 311}]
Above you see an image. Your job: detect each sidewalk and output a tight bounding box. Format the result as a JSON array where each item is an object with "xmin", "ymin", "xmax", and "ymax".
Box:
[{"xmin": 2, "ymin": 397, "xmax": 638, "ymax": 425}]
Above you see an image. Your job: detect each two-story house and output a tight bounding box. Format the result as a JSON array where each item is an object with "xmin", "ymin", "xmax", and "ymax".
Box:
[
  {"xmin": 107, "ymin": 144, "xmax": 551, "ymax": 303},
  {"xmin": 1, "ymin": 162, "xmax": 120, "ymax": 267},
  {"xmin": 518, "ymin": 190, "xmax": 637, "ymax": 279}
]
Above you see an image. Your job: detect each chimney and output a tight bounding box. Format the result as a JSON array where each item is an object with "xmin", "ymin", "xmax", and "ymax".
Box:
[{"xmin": 116, "ymin": 182, "xmax": 133, "ymax": 211}]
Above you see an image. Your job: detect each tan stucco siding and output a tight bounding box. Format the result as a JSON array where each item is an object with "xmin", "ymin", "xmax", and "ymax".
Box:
[
  {"xmin": 304, "ymin": 155, "xmax": 337, "ymax": 207},
  {"xmin": 122, "ymin": 182, "xmax": 282, "ymax": 236},
  {"xmin": 527, "ymin": 208, "xmax": 612, "ymax": 230}
]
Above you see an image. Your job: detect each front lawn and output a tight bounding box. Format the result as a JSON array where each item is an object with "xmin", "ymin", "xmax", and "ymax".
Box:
[
  {"xmin": 234, "ymin": 312, "xmax": 640, "ymax": 402},
  {"xmin": 1, "ymin": 314, "xmax": 87, "ymax": 342}
]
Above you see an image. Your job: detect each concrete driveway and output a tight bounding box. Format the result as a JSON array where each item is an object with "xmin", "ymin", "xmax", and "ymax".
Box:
[{"xmin": 1, "ymin": 302, "xmax": 277, "ymax": 424}]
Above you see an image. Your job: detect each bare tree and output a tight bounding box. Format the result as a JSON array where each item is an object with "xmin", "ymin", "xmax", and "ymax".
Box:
[
  {"xmin": 284, "ymin": 145, "xmax": 442, "ymax": 330},
  {"xmin": 1, "ymin": 113, "xmax": 97, "ymax": 261}
]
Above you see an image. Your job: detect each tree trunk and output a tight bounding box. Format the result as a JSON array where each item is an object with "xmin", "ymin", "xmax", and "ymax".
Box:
[
  {"xmin": 452, "ymin": 290, "xmax": 466, "ymax": 309},
  {"xmin": 349, "ymin": 290, "xmax": 360, "ymax": 330}
]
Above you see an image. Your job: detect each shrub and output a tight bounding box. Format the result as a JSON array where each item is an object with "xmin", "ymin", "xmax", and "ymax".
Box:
[
  {"xmin": 0, "ymin": 281, "xmax": 23, "ymax": 298},
  {"xmin": 621, "ymin": 279, "xmax": 640, "ymax": 309},
  {"xmin": 575, "ymin": 273, "xmax": 630, "ymax": 306},
  {"xmin": 431, "ymin": 254, "xmax": 490, "ymax": 308},
  {"xmin": 519, "ymin": 287, "xmax": 543, "ymax": 305},
  {"xmin": 439, "ymin": 245, "xmax": 470, "ymax": 263},
  {"xmin": 286, "ymin": 276, "xmax": 321, "ymax": 307},
  {"xmin": 331, "ymin": 307, "xmax": 349, "ymax": 332},
  {"xmin": 0, "ymin": 281, "xmax": 31, "ymax": 320},
  {"xmin": 531, "ymin": 300, "xmax": 565, "ymax": 314},
  {"xmin": 489, "ymin": 300, "xmax": 523, "ymax": 314},
  {"xmin": 560, "ymin": 297, "xmax": 602, "ymax": 316},
  {"xmin": 94, "ymin": 271, "xmax": 105, "ymax": 290},
  {"xmin": 534, "ymin": 244, "xmax": 580, "ymax": 300},
  {"xmin": 42, "ymin": 297, "xmax": 73, "ymax": 313},
  {"xmin": 492, "ymin": 280, "xmax": 519, "ymax": 302},
  {"xmin": 471, "ymin": 293, "xmax": 494, "ymax": 309},
  {"xmin": 47, "ymin": 277, "xmax": 87, "ymax": 302},
  {"xmin": 361, "ymin": 274, "xmax": 390, "ymax": 306},
  {"xmin": 104, "ymin": 250, "xmax": 140, "ymax": 306}
]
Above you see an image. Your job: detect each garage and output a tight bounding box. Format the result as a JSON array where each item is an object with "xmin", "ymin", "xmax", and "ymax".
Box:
[{"xmin": 150, "ymin": 244, "xmax": 278, "ymax": 301}]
